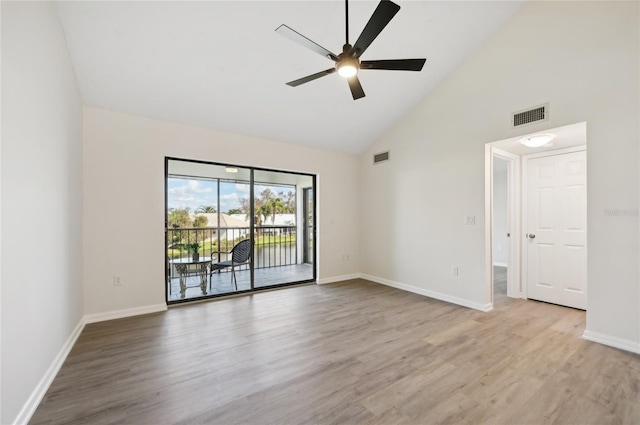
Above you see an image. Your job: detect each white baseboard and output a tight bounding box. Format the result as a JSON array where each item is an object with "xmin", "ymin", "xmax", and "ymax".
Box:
[
  {"xmin": 316, "ymin": 273, "xmax": 360, "ymax": 285},
  {"xmin": 360, "ymin": 273, "xmax": 493, "ymax": 312},
  {"xmin": 492, "ymin": 262, "xmax": 508, "ymax": 268},
  {"xmin": 14, "ymin": 303, "xmax": 168, "ymax": 424},
  {"xmin": 84, "ymin": 303, "xmax": 167, "ymax": 324},
  {"xmin": 12, "ymin": 317, "xmax": 86, "ymax": 425},
  {"xmin": 582, "ymin": 330, "xmax": 640, "ymax": 354}
]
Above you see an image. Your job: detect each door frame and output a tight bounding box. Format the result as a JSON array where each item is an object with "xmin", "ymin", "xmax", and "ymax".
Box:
[
  {"xmin": 164, "ymin": 156, "xmax": 318, "ymax": 305},
  {"xmin": 485, "ymin": 145, "xmax": 522, "ymax": 306},
  {"xmin": 521, "ymin": 145, "xmax": 586, "ymax": 300},
  {"xmin": 302, "ymin": 187, "xmax": 314, "ymax": 264}
]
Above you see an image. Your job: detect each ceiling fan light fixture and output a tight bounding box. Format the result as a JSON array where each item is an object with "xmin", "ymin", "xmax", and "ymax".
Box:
[
  {"xmin": 520, "ymin": 134, "xmax": 555, "ymax": 148},
  {"xmin": 337, "ymin": 59, "xmax": 359, "ymax": 78}
]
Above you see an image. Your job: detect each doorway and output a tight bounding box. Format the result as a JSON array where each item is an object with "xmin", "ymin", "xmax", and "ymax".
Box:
[
  {"xmin": 492, "ymin": 156, "xmax": 509, "ymax": 304},
  {"xmin": 485, "ymin": 122, "xmax": 587, "ymax": 310},
  {"xmin": 165, "ymin": 158, "xmax": 316, "ymax": 303}
]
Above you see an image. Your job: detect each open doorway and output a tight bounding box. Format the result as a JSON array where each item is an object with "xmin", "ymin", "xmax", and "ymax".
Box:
[
  {"xmin": 492, "ymin": 156, "xmax": 509, "ymax": 304},
  {"xmin": 485, "ymin": 122, "xmax": 587, "ymax": 310}
]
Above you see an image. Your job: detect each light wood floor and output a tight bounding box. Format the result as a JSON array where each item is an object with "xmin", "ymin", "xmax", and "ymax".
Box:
[{"xmin": 31, "ymin": 279, "xmax": 639, "ymax": 424}]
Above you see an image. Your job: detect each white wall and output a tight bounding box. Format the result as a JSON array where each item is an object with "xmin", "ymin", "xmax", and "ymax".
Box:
[
  {"xmin": 83, "ymin": 107, "xmax": 360, "ymax": 315},
  {"xmin": 492, "ymin": 158, "xmax": 508, "ymax": 266},
  {"xmin": 1, "ymin": 2, "xmax": 84, "ymax": 423},
  {"xmin": 360, "ymin": 1, "xmax": 639, "ymax": 346}
]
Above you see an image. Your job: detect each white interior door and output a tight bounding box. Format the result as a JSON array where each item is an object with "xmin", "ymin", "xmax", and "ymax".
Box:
[{"xmin": 526, "ymin": 150, "xmax": 587, "ymax": 309}]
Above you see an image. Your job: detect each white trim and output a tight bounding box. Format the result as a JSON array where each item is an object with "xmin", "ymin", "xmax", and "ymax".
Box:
[
  {"xmin": 521, "ymin": 155, "xmax": 530, "ymax": 300},
  {"xmin": 583, "ymin": 330, "xmax": 640, "ymax": 354},
  {"xmin": 494, "ymin": 147, "xmax": 522, "ymax": 300},
  {"xmin": 13, "ymin": 304, "xmax": 169, "ymax": 424},
  {"xmin": 485, "ymin": 144, "xmax": 493, "ymax": 307},
  {"xmin": 486, "ymin": 146, "xmax": 522, "ymax": 307},
  {"xmin": 492, "ymin": 262, "xmax": 508, "ymax": 268},
  {"xmin": 84, "ymin": 303, "xmax": 167, "ymax": 324},
  {"xmin": 12, "ymin": 318, "xmax": 86, "ymax": 425},
  {"xmin": 361, "ymin": 273, "xmax": 493, "ymax": 312},
  {"xmin": 316, "ymin": 273, "xmax": 360, "ymax": 285}
]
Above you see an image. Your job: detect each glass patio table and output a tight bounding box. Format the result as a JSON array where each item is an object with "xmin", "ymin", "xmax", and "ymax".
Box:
[{"xmin": 169, "ymin": 257, "xmax": 214, "ymax": 299}]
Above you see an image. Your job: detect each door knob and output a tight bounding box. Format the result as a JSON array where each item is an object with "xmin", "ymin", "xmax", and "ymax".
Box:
[{"xmin": 527, "ymin": 233, "xmax": 536, "ymax": 239}]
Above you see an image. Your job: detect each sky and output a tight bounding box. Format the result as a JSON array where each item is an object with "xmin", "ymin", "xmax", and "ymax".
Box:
[{"xmin": 167, "ymin": 178, "xmax": 295, "ymax": 213}]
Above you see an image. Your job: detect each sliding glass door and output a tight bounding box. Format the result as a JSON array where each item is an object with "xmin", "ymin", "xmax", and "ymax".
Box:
[
  {"xmin": 253, "ymin": 169, "xmax": 314, "ymax": 288},
  {"xmin": 165, "ymin": 158, "xmax": 316, "ymax": 303}
]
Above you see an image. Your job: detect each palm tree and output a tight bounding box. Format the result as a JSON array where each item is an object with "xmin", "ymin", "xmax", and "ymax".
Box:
[
  {"xmin": 266, "ymin": 197, "xmax": 285, "ymax": 224},
  {"xmin": 195, "ymin": 205, "xmax": 216, "ymax": 213},
  {"xmin": 253, "ymin": 199, "xmax": 268, "ymax": 237}
]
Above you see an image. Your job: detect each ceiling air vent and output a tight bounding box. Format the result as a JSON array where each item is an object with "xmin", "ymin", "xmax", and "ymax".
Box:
[
  {"xmin": 373, "ymin": 151, "xmax": 390, "ymax": 164},
  {"xmin": 512, "ymin": 103, "xmax": 549, "ymax": 128}
]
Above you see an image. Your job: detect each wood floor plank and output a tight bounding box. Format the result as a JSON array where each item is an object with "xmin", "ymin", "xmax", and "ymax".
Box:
[{"xmin": 29, "ymin": 278, "xmax": 640, "ymax": 425}]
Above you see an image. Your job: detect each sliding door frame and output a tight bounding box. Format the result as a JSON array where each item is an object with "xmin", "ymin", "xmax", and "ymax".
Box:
[{"xmin": 164, "ymin": 156, "xmax": 317, "ymax": 305}]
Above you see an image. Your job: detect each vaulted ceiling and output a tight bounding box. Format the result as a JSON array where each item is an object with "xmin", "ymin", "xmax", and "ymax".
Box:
[{"xmin": 56, "ymin": 1, "xmax": 523, "ymax": 154}]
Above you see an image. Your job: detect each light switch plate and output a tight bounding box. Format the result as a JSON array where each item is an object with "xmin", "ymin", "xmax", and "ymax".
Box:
[{"xmin": 464, "ymin": 215, "xmax": 475, "ymax": 225}]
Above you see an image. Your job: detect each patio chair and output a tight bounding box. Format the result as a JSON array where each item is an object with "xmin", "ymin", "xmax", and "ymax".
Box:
[{"xmin": 209, "ymin": 239, "xmax": 252, "ymax": 291}]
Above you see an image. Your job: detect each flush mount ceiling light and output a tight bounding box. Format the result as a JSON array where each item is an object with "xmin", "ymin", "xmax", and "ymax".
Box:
[
  {"xmin": 520, "ymin": 134, "xmax": 555, "ymax": 148},
  {"xmin": 225, "ymin": 167, "xmax": 238, "ymax": 173}
]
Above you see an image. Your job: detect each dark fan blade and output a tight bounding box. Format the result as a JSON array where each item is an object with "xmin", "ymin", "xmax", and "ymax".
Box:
[
  {"xmin": 347, "ymin": 75, "xmax": 365, "ymax": 100},
  {"xmin": 351, "ymin": 0, "xmax": 400, "ymax": 58},
  {"xmin": 286, "ymin": 68, "xmax": 336, "ymax": 87},
  {"xmin": 360, "ymin": 58, "xmax": 426, "ymax": 71},
  {"xmin": 276, "ymin": 25, "xmax": 340, "ymax": 62}
]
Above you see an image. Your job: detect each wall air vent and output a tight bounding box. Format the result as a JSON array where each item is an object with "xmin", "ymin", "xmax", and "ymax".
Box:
[
  {"xmin": 512, "ymin": 103, "xmax": 549, "ymax": 128},
  {"xmin": 373, "ymin": 151, "xmax": 390, "ymax": 164}
]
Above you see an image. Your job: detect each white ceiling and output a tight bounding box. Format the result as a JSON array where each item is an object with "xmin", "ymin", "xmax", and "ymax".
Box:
[
  {"xmin": 56, "ymin": 1, "xmax": 524, "ymax": 154},
  {"xmin": 490, "ymin": 122, "xmax": 587, "ymax": 156}
]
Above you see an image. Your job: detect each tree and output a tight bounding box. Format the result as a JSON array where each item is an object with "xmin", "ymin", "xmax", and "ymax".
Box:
[
  {"xmin": 253, "ymin": 199, "xmax": 267, "ymax": 236},
  {"xmin": 193, "ymin": 215, "xmax": 208, "ymax": 228},
  {"xmin": 189, "ymin": 214, "xmax": 209, "ymax": 250},
  {"xmin": 167, "ymin": 208, "xmax": 192, "ymax": 247},
  {"xmin": 260, "ymin": 188, "xmax": 274, "ymax": 201},
  {"xmin": 168, "ymin": 208, "xmax": 192, "ymax": 229},
  {"xmin": 195, "ymin": 205, "xmax": 216, "ymax": 213},
  {"xmin": 284, "ymin": 191, "xmax": 296, "ymax": 213},
  {"xmin": 226, "ymin": 208, "xmax": 242, "ymax": 215},
  {"xmin": 266, "ymin": 197, "xmax": 285, "ymax": 224},
  {"xmin": 278, "ymin": 191, "xmax": 296, "ymax": 213}
]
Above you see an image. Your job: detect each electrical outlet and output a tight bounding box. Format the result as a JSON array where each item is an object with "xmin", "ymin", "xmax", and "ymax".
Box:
[
  {"xmin": 452, "ymin": 266, "xmax": 459, "ymax": 276},
  {"xmin": 464, "ymin": 216, "xmax": 476, "ymax": 225},
  {"xmin": 113, "ymin": 276, "xmax": 122, "ymax": 286}
]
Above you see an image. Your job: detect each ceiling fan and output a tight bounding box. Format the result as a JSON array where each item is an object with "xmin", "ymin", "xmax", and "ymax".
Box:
[{"xmin": 275, "ymin": 0, "xmax": 426, "ymax": 100}]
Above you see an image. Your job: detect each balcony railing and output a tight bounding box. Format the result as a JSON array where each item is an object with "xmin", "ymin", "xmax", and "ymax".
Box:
[{"xmin": 166, "ymin": 226, "xmax": 298, "ymax": 281}]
